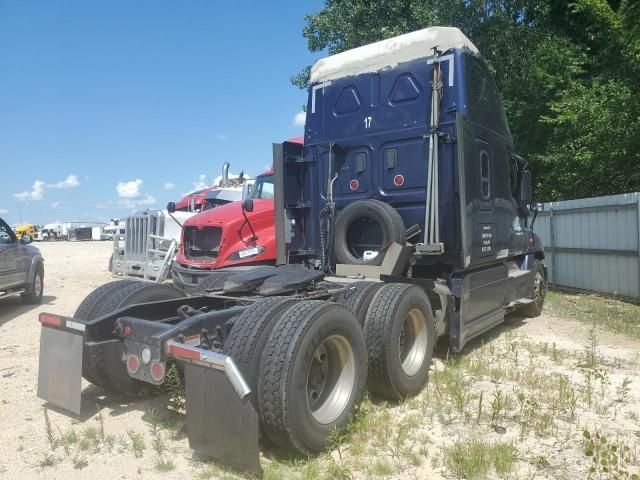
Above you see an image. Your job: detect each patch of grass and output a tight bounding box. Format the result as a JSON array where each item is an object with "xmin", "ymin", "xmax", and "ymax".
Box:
[
  {"xmin": 81, "ymin": 425, "xmax": 99, "ymax": 451},
  {"xmin": 262, "ymin": 458, "xmax": 323, "ymax": 480},
  {"xmin": 163, "ymin": 363, "xmax": 186, "ymax": 414},
  {"xmin": 155, "ymin": 458, "xmax": 176, "ymax": 472},
  {"xmin": 583, "ymin": 430, "xmax": 639, "ymax": 480},
  {"xmin": 72, "ymin": 455, "xmax": 88, "ymax": 470},
  {"xmin": 38, "ymin": 453, "xmax": 57, "ymax": 468},
  {"xmin": 369, "ymin": 458, "xmax": 394, "ymax": 477},
  {"xmin": 43, "ymin": 407, "xmax": 56, "ymax": 450},
  {"xmin": 546, "ymin": 292, "xmax": 640, "ymax": 339},
  {"xmin": 432, "ymin": 360, "xmax": 474, "ymax": 420},
  {"xmin": 443, "ymin": 439, "xmax": 518, "ymax": 479},
  {"xmin": 127, "ymin": 430, "xmax": 145, "ymax": 458}
]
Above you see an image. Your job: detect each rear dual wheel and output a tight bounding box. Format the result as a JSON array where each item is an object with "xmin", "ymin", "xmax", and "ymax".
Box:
[
  {"xmin": 364, "ymin": 283, "xmax": 435, "ymax": 400},
  {"xmin": 258, "ymin": 301, "xmax": 367, "ymax": 454},
  {"xmin": 75, "ymin": 280, "xmax": 185, "ymax": 396}
]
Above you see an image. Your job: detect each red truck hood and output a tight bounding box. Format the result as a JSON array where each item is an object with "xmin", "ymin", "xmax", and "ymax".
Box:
[
  {"xmin": 176, "ymin": 198, "xmax": 276, "ymax": 270},
  {"xmin": 182, "ymin": 198, "xmax": 272, "ymax": 228}
]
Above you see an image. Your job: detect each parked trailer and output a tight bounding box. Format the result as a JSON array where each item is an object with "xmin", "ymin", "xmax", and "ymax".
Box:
[{"xmin": 37, "ymin": 27, "xmax": 547, "ymax": 476}]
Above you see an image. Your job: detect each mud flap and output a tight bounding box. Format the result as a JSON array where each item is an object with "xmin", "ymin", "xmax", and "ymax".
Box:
[
  {"xmin": 37, "ymin": 326, "xmax": 84, "ymax": 415},
  {"xmin": 184, "ymin": 363, "xmax": 261, "ymax": 476}
]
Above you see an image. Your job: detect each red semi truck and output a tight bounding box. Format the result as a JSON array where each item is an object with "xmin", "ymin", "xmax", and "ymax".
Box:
[{"xmin": 170, "ymin": 137, "xmax": 303, "ymax": 292}]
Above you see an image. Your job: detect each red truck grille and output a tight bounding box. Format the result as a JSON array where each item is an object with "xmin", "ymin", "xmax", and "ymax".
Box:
[{"xmin": 184, "ymin": 226, "xmax": 222, "ymax": 261}]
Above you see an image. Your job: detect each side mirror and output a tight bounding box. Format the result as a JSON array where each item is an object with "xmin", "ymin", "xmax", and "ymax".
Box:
[
  {"xmin": 531, "ymin": 202, "xmax": 544, "ymax": 212},
  {"xmin": 167, "ymin": 202, "xmax": 176, "ymax": 213},
  {"xmin": 241, "ymin": 182, "xmax": 253, "ymax": 201},
  {"xmin": 519, "ymin": 170, "xmax": 532, "ymax": 205},
  {"xmin": 243, "ymin": 199, "xmax": 254, "ymax": 213},
  {"xmin": 21, "ymin": 234, "xmax": 32, "ymax": 244}
]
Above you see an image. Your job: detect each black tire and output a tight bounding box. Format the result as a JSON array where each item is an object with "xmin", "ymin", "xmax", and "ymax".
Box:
[
  {"xmin": 74, "ymin": 280, "xmax": 145, "ymax": 389},
  {"xmin": 333, "ymin": 199, "xmax": 406, "ymax": 266},
  {"xmin": 91, "ymin": 282, "xmax": 185, "ymax": 397},
  {"xmin": 259, "ymin": 301, "xmax": 367, "ymax": 454},
  {"xmin": 74, "ymin": 280, "xmax": 139, "ymax": 321},
  {"xmin": 190, "ymin": 271, "xmax": 236, "ymax": 295},
  {"xmin": 521, "ymin": 260, "xmax": 547, "ymax": 318},
  {"xmin": 223, "ymin": 297, "xmax": 298, "ymax": 414},
  {"xmin": 21, "ymin": 263, "xmax": 44, "ymax": 304},
  {"xmin": 335, "ymin": 281, "xmax": 383, "ymax": 326},
  {"xmin": 364, "ymin": 283, "xmax": 435, "ymax": 400}
]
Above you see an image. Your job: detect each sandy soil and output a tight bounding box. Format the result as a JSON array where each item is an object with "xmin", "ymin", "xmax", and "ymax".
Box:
[{"xmin": 0, "ymin": 240, "xmax": 638, "ymax": 479}]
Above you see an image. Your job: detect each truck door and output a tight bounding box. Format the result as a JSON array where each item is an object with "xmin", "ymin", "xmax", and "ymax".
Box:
[
  {"xmin": 0, "ymin": 219, "xmax": 22, "ymax": 289},
  {"xmin": 451, "ymin": 53, "xmax": 519, "ymax": 350}
]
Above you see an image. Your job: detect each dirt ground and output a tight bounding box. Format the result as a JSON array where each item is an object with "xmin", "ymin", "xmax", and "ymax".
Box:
[{"xmin": 0, "ymin": 241, "xmax": 638, "ymax": 479}]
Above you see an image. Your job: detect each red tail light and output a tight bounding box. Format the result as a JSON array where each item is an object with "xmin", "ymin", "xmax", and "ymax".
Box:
[
  {"xmin": 127, "ymin": 355, "xmax": 140, "ymax": 374},
  {"xmin": 39, "ymin": 313, "xmax": 63, "ymax": 327},
  {"xmin": 150, "ymin": 362, "xmax": 165, "ymax": 382}
]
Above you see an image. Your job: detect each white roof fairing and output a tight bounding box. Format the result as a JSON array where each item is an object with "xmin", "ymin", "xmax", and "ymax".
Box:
[{"xmin": 309, "ymin": 27, "xmax": 478, "ymax": 84}]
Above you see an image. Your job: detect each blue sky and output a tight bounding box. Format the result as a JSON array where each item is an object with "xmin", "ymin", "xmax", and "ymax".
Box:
[{"xmin": 0, "ymin": 0, "xmax": 323, "ymax": 226}]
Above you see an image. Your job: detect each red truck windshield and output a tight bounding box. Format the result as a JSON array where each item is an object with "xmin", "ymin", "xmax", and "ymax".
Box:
[{"xmin": 248, "ymin": 175, "xmax": 274, "ymax": 200}]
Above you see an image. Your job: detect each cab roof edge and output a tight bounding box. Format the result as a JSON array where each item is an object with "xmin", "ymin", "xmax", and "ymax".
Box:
[{"xmin": 309, "ymin": 27, "xmax": 479, "ymax": 84}]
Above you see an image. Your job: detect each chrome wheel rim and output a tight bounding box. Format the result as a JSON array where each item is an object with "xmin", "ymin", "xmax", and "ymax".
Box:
[
  {"xmin": 399, "ymin": 308, "xmax": 428, "ymax": 376},
  {"xmin": 306, "ymin": 335, "xmax": 355, "ymax": 425},
  {"xmin": 34, "ymin": 275, "xmax": 43, "ymax": 298}
]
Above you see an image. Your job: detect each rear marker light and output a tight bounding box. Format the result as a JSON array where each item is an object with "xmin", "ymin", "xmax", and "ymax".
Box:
[
  {"xmin": 39, "ymin": 314, "xmax": 63, "ymax": 327},
  {"xmin": 150, "ymin": 362, "xmax": 165, "ymax": 382},
  {"xmin": 349, "ymin": 179, "xmax": 359, "ymax": 191},
  {"xmin": 393, "ymin": 175, "xmax": 405, "ymax": 187},
  {"xmin": 127, "ymin": 355, "xmax": 140, "ymax": 374},
  {"xmin": 168, "ymin": 343, "xmax": 200, "ymax": 361}
]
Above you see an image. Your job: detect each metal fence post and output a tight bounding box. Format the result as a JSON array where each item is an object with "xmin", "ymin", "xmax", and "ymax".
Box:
[
  {"xmin": 637, "ymin": 196, "xmax": 640, "ymax": 299},
  {"xmin": 549, "ymin": 207, "xmax": 556, "ymax": 289}
]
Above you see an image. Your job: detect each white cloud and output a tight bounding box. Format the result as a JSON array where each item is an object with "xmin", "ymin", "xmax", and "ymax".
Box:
[
  {"xmin": 0, "ymin": 209, "xmax": 8, "ymax": 214},
  {"xmin": 183, "ymin": 174, "xmax": 208, "ymax": 195},
  {"xmin": 50, "ymin": 201, "xmax": 61, "ymax": 209},
  {"xmin": 118, "ymin": 194, "xmax": 156, "ymax": 209},
  {"xmin": 163, "ymin": 182, "xmax": 175, "ymax": 191},
  {"xmin": 99, "ymin": 179, "xmax": 157, "ymax": 210},
  {"xmin": 48, "ymin": 174, "xmax": 80, "ymax": 189},
  {"xmin": 293, "ymin": 111, "xmax": 306, "ymax": 127},
  {"xmin": 14, "ymin": 180, "xmax": 45, "ymax": 201},
  {"xmin": 97, "ymin": 194, "xmax": 157, "ymax": 210},
  {"xmin": 116, "ymin": 179, "xmax": 143, "ymax": 199},
  {"xmin": 216, "ymin": 134, "xmax": 228, "ymax": 141}
]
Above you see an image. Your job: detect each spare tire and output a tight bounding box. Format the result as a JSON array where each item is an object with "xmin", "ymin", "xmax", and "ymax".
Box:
[{"xmin": 333, "ymin": 199, "xmax": 406, "ymax": 266}]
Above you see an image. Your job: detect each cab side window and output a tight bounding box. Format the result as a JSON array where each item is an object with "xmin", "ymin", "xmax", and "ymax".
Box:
[{"xmin": 0, "ymin": 222, "xmax": 16, "ymax": 244}]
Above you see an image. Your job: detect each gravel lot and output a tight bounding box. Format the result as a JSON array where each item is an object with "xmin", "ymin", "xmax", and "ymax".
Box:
[{"xmin": 0, "ymin": 240, "xmax": 638, "ymax": 479}]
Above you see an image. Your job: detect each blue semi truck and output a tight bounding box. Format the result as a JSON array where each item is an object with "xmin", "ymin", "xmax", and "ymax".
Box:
[{"xmin": 37, "ymin": 27, "xmax": 546, "ymax": 475}]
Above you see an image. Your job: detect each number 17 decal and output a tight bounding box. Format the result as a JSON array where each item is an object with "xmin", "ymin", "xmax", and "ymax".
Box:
[{"xmin": 364, "ymin": 116, "xmax": 372, "ymax": 129}]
